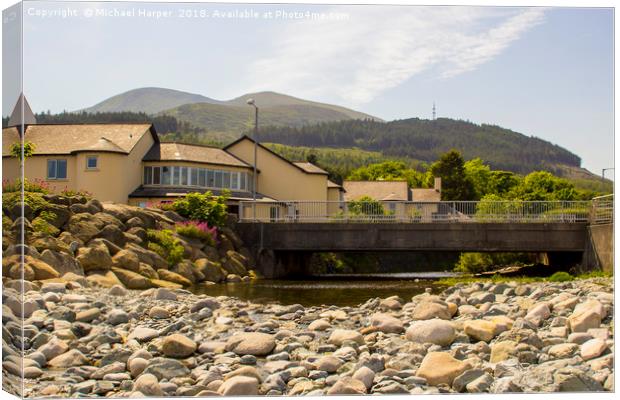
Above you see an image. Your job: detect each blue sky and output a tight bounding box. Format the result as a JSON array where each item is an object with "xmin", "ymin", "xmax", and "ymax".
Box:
[{"xmin": 6, "ymin": 1, "xmax": 614, "ymax": 175}]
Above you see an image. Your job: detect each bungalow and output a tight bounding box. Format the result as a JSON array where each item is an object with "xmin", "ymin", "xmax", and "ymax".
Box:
[{"xmin": 1, "ymin": 99, "xmax": 343, "ymax": 214}]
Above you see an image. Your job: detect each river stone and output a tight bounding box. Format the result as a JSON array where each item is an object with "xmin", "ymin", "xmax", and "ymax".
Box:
[
  {"xmin": 308, "ymin": 319, "xmax": 331, "ymax": 331},
  {"xmin": 127, "ymin": 327, "xmax": 159, "ymax": 342},
  {"xmin": 162, "ymin": 334, "xmax": 197, "ymax": 358},
  {"xmin": 352, "ymin": 366, "xmax": 375, "ymax": 390},
  {"xmin": 411, "ymin": 301, "xmax": 451, "ymax": 320},
  {"xmin": 315, "ymin": 356, "xmax": 344, "ymax": 373},
  {"xmin": 48, "ymin": 349, "xmax": 88, "ymax": 368},
  {"xmin": 106, "ymin": 309, "xmax": 129, "ymax": 325},
  {"xmin": 328, "ymin": 329, "xmax": 364, "ymax": 346},
  {"xmin": 463, "ymin": 320, "xmax": 498, "ymax": 342},
  {"xmin": 580, "ymin": 338, "xmax": 607, "ymax": 360},
  {"xmin": 406, "ymin": 319, "xmax": 456, "ymax": 346},
  {"xmin": 149, "ymin": 306, "xmax": 170, "ymax": 319},
  {"xmin": 453, "ymin": 369, "xmax": 486, "ymax": 392},
  {"xmin": 568, "ymin": 309, "xmax": 602, "ymax": 333},
  {"xmin": 490, "ymin": 341, "xmax": 518, "ymax": 363},
  {"xmin": 416, "ymin": 352, "xmax": 471, "ymax": 386},
  {"xmin": 39, "ymin": 337, "xmax": 69, "ymax": 361},
  {"xmin": 128, "ymin": 358, "xmax": 149, "ymax": 378},
  {"xmin": 225, "ymin": 332, "xmax": 276, "ymax": 356},
  {"xmin": 369, "ymin": 313, "xmax": 404, "ymax": 334},
  {"xmin": 548, "ymin": 343, "xmax": 579, "ymax": 359},
  {"xmin": 143, "ymin": 357, "xmax": 190, "ymax": 380},
  {"xmin": 327, "ymin": 376, "xmax": 367, "ymax": 394},
  {"xmin": 525, "ymin": 303, "xmax": 551, "ymax": 326},
  {"xmin": 194, "ymin": 258, "xmax": 226, "ymax": 283},
  {"xmin": 111, "ymin": 249, "xmax": 140, "ymax": 271},
  {"xmin": 108, "ymin": 285, "xmax": 127, "ymax": 296},
  {"xmin": 75, "ymin": 308, "xmax": 100, "ymax": 323},
  {"xmin": 218, "ymin": 376, "xmax": 259, "ymax": 396},
  {"xmin": 133, "ymin": 373, "xmax": 163, "ymax": 396}
]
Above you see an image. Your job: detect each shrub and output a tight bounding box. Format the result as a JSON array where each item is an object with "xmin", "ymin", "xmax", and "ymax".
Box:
[
  {"xmin": 32, "ymin": 217, "xmax": 59, "ymax": 236},
  {"xmin": 547, "ymin": 271, "xmax": 575, "ymax": 282},
  {"xmin": 147, "ymin": 229, "xmax": 184, "ymax": 266},
  {"xmin": 175, "ymin": 220, "xmax": 217, "ymax": 245},
  {"xmin": 455, "ymin": 252, "xmax": 533, "ymax": 274},
  {"xmin": 60, "ymin": 188, "xmax": 93, "ymax": 199},
  {"xmin": 2, "ymin": 178, "xmax": 51, "ymax": 194},
  {"xmin": 348, "ymin": 196, "xmax": 385, "ymax": 216},
  {"xmin": 170, "ymin": 191, "xmax": 229, "ymax": 227},
  {"xmin": 2, "ymin": 215, "xmax": 13, "ymax": 232},
  {"xmin": 9, "ymin": 141, "xmax": 35, "ymax": 158},
  {"xmin": 2, "ymin": 191, "xmax": 52, "ymax": 214}
]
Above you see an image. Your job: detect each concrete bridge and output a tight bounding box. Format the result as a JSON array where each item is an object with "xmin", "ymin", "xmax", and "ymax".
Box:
[{"xmin": 235, "ymin": 198, "xmax": 613, "ymax": 278}]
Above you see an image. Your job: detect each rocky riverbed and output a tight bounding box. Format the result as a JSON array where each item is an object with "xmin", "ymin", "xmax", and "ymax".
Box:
[{"xmin": 2, "ymin": 277, "xmax": 614, "ymax": 396}]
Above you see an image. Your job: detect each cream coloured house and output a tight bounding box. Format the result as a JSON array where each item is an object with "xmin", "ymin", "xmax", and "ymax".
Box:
[{"xmin": 2, "ymin": 123, "xmax": 343, "ymax": 214}]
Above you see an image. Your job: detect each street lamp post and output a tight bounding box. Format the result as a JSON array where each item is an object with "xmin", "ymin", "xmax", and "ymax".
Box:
[
  {"xmin": 602, "ymin": 168, "xmax": 614, "ymax": 182},
  {"xmin": 247, "ymin": 98, "xmax": 258, "ymax": 221}
]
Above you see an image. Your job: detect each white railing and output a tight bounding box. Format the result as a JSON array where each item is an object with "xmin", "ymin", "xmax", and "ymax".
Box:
[
  {"xmin": 238, "ymin": 200, "xmax": 594, "ymax": 223},
  {"xmin": 591, "ymin": 194, "xmax": 613, "ymax": 225}
]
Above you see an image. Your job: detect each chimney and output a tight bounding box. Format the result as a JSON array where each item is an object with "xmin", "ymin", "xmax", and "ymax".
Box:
[{"xmin": 434, "ymin": 177, "xmax": 442, "ymax": 192}]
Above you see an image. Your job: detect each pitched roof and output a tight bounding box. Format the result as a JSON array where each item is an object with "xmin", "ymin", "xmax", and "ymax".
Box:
[
  {"xmin": 343, "ymin": 180, "xmax": 410, "ymax": 201},
  {"xmin": 224, "ymin": 135, "xmax": 328, "ymax": 176},
  {"xmin": 2, "ymin": 124, "xmax": 155, "ymax": 156},
  {"xmin": 143, "ymin": 142, "xmax": 252, "ymax": 168},
  {"xmin": 327, "ymin": 180, "xmax": 342, "ymax": 188},
  {"xmin": 293, "ymin": 162, "xmax": 328, "ymax": 175},
  {"xmin": 8, "ymin": 93, "xmax": 36, "ymax": 127},
  {"xmin": 410, "ymin": 188, "xmax": 441, "ymax": 202}
]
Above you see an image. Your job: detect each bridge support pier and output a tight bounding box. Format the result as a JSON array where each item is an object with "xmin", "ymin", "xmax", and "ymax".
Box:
[
  {"xmin": 254, "ymin": 249, "xmax": 313, "ymax": 279},
  {"xmin": 581, "ymin": 223, "xmax": 613, "ymax": 273}
]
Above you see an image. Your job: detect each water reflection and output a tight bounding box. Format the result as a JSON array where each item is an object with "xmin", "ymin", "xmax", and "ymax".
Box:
[{"xmin": 190, "ymin": 272, "xmax": 457, "ymax": 307}]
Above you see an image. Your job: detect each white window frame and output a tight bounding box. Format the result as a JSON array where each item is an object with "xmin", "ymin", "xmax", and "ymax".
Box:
[{"xmin": 47, "ymin": 159, "xmax": 68, "ymax": 180}]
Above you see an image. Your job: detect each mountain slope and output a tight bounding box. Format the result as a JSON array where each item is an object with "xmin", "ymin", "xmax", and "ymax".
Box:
[
  {"xmin": 160, "ymin": 98, "xmax": 380, "ymax": 143},
  {"xmin": 255, "ymin": 118, "xmax": 583, "ymax": 176},
  {"xmin": 82, "ymin": 87, "xmax": 222, "ymax": 114},
  {"xmin": 224, "ymin": 91, "xmax": 378, "ymax": 121}
]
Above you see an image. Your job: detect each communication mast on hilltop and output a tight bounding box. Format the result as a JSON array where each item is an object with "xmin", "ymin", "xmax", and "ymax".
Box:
[{"xmin": 432, "ymin": 102, "xmax": 436, "ymax": 120}]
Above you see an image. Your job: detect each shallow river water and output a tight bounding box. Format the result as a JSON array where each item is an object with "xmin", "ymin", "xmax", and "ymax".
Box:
[{"xmin": 190, "ymin": 272, "xmax": 457, "ymax": 307}]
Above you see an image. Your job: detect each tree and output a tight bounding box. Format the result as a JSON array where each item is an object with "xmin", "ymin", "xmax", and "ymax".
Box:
[
  {"xmin": 427, "ymin": 150, "xmax": 475, "ymax": 200},
  {"xmin": 508, "ymin": 171, "xmax": 579, "ymax": 201},
  {"xmin": 306, "ymin": 153, "xmax": 318, "ymax": 165},
  {"xmin": 10, "ymin": 141, "xmax": 35, "ymax": 159},
  {"xmin": 464, "ymin": 158, "xmax": 492, "ymax": 200},
  {"xmin": 348, "ymin": 161, "xmax": 426, "ymax": 188}
]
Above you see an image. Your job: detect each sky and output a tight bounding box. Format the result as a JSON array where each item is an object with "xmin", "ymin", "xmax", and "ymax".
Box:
[{"xmin": 3, "ymin": 1, "xmax": 614, "ymax": 176}]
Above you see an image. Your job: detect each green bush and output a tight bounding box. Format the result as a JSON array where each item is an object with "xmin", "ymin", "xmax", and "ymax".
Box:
[
  {"xmin": 2, "ymin": 191, "xmax": 52, "ymax": 214},
  {"xmin": 169, "ymin": 191, "xmax": 229, "ymax": 228},
  {"xmin": 547, "ymin": 271, "xmax": 575, "ymax": 282},
  {"xmin": 32, "ymin": 217, "xmax": 59, "ymax": 236},
  {"xmin": 3, "ymin": 178, "xmax": 50, "ymax": 194},
  {"xmin": 348, "ymin": 196, "xmax": 385, "ymax": 216},
  {"xmin": 455, "ymin": 252, "xmax": 533, "ymax": 274},
  {"xmin": 147, "ymin": 229, "xmax": 184, "ymax": 267}
]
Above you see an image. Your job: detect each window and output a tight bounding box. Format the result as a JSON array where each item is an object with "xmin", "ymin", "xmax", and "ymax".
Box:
[
  {"xmin": 198, "ymin": 169, "xmax": 206, "ymax": 187},
  {"xmin": 270, "ymin": 206, "xmax": 280, "ymax": 222},
  {"xmin": 153, "ymin": 167, "xmax": 161, "ymax": 185},
  {"xmin": 86, "ymin": 156, "xmax": 98, "ymax": 170},
  {"xmin": 47, "ymin": 159, "xmax": 67, "ymax": 180},
  {"xmin": 144, "ymin": 166, "xmax": 152, "ymax": 185},
  {"xmin": 215, "ymin": 171, "xmax": 222, "ymax": 188},
  {"xmin": 231, "ymin": 172, "xmax": 239, "ymax": 190},
  {"xmin": 207, "ymin": 170, "xmax": 215, "ymax": 187},
  {"xmin": 190, "ymin": 168, "xmax": 198, "ymax": 186},
  {"xmin": 240, "ymin": 173, "xmax": 246, "ymax": 191},
  {"xmin": 161, "ymin": 166, "xmax": 171, "ymax": 185},
  {"xmin": 222, "ymin": 171, "xmax": 231, "ymax": 188},
  {"xmin": 173, "ymin": 166, "xmax": 180, "ymax": 185},
  {"xmin": 181, "ymin": 167, "xmax": 188, "ymax": 186}
]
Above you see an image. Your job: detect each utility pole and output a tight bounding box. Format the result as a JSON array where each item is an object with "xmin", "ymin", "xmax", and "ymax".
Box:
[
  {"xmin": 432, "ymin": 102, "xmax": 436, "ymax": 120},
  {"xmin": 247, "ymin": 98, "xmax": 258, "ymax": 221}
]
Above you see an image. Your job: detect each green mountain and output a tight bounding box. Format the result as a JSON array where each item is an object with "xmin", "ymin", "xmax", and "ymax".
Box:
[{"xmin": 82, "ymin": 87, "xmax": 221, "ymax": 114}]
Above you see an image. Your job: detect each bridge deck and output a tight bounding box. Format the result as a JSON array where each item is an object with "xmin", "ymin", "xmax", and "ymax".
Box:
[{"xmin": 236, "ymin": 222, "xmax": 588, "ymax": 252}]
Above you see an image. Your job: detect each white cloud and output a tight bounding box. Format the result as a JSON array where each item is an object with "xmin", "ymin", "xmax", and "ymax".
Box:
[{"xmin": 245, "ymin": 6, "xmax": 545, "ymax": 105}]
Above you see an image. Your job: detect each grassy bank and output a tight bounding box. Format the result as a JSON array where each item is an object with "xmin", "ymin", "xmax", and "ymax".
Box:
[{"xmin": 435, "ymin": 270, "xmax": 612, "ymax": 286}]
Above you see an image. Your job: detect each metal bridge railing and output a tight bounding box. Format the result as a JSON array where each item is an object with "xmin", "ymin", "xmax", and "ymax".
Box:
[
  {"xmin": 238, "ymin": 200, "xmax": 595, "ymax": 223},
  {"xmin": 591, "ymin": 194, "xmax": 614, "ymax": 225}
]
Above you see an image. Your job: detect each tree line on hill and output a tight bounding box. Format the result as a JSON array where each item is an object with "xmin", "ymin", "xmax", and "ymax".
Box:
[{"xmin": 251, "ymin": 118, "xmax": 582, "ymax": 175}]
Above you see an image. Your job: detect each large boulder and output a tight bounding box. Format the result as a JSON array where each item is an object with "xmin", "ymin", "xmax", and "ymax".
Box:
[
  {"xmin": 157, "ymin": 270, "xmax": 192, "ymax": 287},
  {"xmin": 416, "ymin": 352, "xmax": 471, "ymax": 386},
  {"xmin": 76, "ymin": 243, "xmax": 113, "ymax": 271},
  {"xmin": 194, "ymin": 258, "xmax": 226, "ymax": 283},
  {"xmin": 111, "ymin": 249, "xmax": 140, "ymax": 272},
  {"xmin": 40, "ymin": 249, "xmax": 84, "ymax": 276},
  {"xmin": 27, "ymin": 257, "xmax": 60, "ymax": 280},
  {"xmin": 112, "ymin": 267, "xmax": 153, "ymax": 289},
  {"xmin": 127, "ymin": 244, "xmax": 167, "ymax": 270},
  {"xmin": 66, "ymin": 213, "xmax": 103, "ymax": 242},
  {"xmin": 225, "ymin": 332, "xmax": 276, "ymax": 356},
  {"xmin": 406, "ymin": 319, "xmax": 456, "ymax": 346},
  {"xmin": 86, "ymin": 270, "xmax": 124, "ymax": 288},
  {"xmin": 411, "ymin": 299, "xmax": 451, "ymax": 320},
  {"xmin": 30, "ymin": 235, "xmax": 71, "ymax": 254},
  {"xmin": 95, "ymin": 225, "xmax": 126, "ymax": 248},
  {"xmin": 170, "ymin": 260, "xmax": 197, "ymax": 283},
  {"xmin": 463, "ymin": 320, "xmax": 499, "ymax": 343},
  {"xmin": 368, "ymin": 313, "xmax": 404, "ymax": 334},
  {"xmin": 39, "ymin": 203, "xmax": 71, "ymax": 228}
]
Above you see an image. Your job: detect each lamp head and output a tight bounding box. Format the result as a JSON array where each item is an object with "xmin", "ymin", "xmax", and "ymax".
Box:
[{"xmin": 246, "ymin": 98, "xmax": 255, "ymax": 106}]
